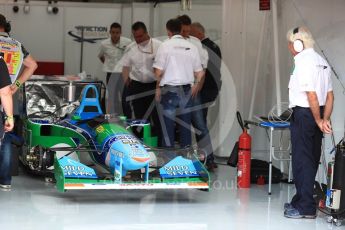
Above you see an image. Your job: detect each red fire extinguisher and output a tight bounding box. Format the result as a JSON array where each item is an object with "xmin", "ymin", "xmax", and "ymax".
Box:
[{"xmin": 236, "ymin": 112, "xmax": 252, "ymax": 188}]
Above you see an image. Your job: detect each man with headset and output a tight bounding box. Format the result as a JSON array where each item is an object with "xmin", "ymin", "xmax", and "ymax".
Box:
[
  {"xmin": 284, "ymin": 26, "xmax": 334, "ymax": 219},
  {"xmin": 0, "ymin": 14, "xmax": 37, "ymax": 189}
]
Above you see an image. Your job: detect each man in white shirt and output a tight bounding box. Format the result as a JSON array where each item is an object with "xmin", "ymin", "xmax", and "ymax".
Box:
[
  {"xmin": 98, "ymin": 22, "xmax": 131, "ymax": 116},
  {"xmin": 284, "ymin": 26, "xmax": 334, "ymax": 219},
  {"xmin": 153, "ymin": 18, "xmax": 204, "ymax": 148},
  {"xmin": 121, "ymin": 22, "xmax": 162, "ymax": 144}
]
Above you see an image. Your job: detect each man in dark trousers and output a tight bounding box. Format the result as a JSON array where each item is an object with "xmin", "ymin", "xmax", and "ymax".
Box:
[
  {"xmin": 121, "ymin": 22, "xmax": 162, "ymax": 145},
  {"xmin": 190, "ymin": 22, "xmax": 222, "ymax": 170},
  {"xmin": 191, "ymin": 22, "xmax": 222, "ymax": 122},
  {"xmin": 284, "ymin": 26, "xmax": 333, "ymax": 219}
]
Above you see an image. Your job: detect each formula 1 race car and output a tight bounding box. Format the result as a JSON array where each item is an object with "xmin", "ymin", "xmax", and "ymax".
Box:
[{"xmin": 21, "ymin": 84, "xmax": 210, "ymax": 192}]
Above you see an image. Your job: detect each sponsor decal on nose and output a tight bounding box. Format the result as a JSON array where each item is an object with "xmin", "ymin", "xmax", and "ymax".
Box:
[{"xmin": 132, "ymin": 157, "xmax": 150, "ymax": 163}]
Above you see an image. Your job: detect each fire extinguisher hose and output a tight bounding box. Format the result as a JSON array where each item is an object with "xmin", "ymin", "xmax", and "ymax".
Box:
[{"xmin": 237, "ymin": 111, "xmax": 245, "ymax": 132}]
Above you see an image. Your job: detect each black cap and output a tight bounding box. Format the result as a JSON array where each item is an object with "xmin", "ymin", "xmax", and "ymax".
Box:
[
  {"xmin": 0, "ymin": 14, "xmax": 6, "ymax": 29},
  {"xmin": 0, "ymin": 14, "xmax": 11, "ymax": 33}
]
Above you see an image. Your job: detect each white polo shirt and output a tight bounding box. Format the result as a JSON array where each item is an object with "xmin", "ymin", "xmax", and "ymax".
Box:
[
  {"xmin": 288, "ymin": 48, "xmax": 333, "ymax": 108},
  {"xmin": 153, "ymin": 35, "xmax": 203, "ymax": 86},
  {"xmin": 186, "ymin": 35, "xmax": 208, "ymax": 69},
  {"xmin": 121, "ymin": 38, "xmax": 162, "ymax": 83},
  {"xmin": 98, "ymin": 36, "xmax": 132, "ymax": 73}
]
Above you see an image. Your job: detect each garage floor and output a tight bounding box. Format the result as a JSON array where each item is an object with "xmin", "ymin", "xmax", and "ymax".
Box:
[{"xmin": 0, "ymin": 165, "xmax": 336, "ymax": 230}]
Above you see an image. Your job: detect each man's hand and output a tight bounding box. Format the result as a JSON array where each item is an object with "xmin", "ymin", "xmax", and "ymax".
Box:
[
  {"xmin": 321, "ymin": 119, "xmax": 332, "ymax": 134},
  {"xmin": 191, "ymin": 83, "xmax": 200, "ymax": 98},
  {"xmin": 4, "ymin": 118, "xmax": 14, "ymax": 132},
  {"xmin": 316, "ymin": 119, "xmax": 323, "ymax": 132},
  {"xmin": 10, "ymin": 84, "xmax": 19, "ymax": 95},
  {"xmin": 155, "ymin": 87, "xmax": 161, "ymax": 102},
  {"xmin": 192, "ymin": 70, "xmax": 204, "ymax": 98},
  {"xmin": 124, "ymin": 78, "xmax": 131, "ymax": 87},
  {"xmin": 122, "ymin": 67, "xmax": 131, "ymax": 87},
  {"xmin": 316, "ymin": 119, "xmax": 332, "ymax": 134}
]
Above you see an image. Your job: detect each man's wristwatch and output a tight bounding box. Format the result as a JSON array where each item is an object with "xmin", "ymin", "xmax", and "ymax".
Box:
[
  {"xmin": 5, "ymin": 115, "xmax": 14, "ymax": 122},
  {"xmin": 14, "ymin": 80, "xmax": 22, "ymax": 88}
]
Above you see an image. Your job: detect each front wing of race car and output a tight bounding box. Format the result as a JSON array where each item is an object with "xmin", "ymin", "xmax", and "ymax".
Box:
[{"xmin": 54, "ymin": 148, "xmax": 210, "ymax": 192}]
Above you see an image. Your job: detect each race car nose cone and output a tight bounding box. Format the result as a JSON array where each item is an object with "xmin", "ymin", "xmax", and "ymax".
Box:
[{"xmin": 107, "ymin": 134, "xmax": 151, "ymax": 171}]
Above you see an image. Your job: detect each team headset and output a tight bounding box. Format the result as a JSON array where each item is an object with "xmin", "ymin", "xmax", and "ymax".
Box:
[
  {"xmin": 292, "ymin": 27, "xmax": 304, "ymax": 53},
  {"xmin": 5, "ymin": 20, "xmax": 11, "ymax": 33}
]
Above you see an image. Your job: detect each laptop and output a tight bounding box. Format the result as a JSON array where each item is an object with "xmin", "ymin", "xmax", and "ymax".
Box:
[{"xmin": 259, "ymin": 109, "xmax": 292, "ymax": 122}]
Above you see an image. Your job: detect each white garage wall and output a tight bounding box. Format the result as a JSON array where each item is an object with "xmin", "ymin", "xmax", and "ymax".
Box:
[
  {"xmin": 1, "ymin": 3, "xmax": 64, "ymax": 62},
  {"xmin": 63, "ymin": 5, "xmax": 122, "ymax": 77},
  {"xmin": 0, "ymin": 1, "xmax": 123, "ymax": 81},
  {"xmin": 120, "ymin": 3, "xmax": 133, "ymax": 39},
  {"xmin": 221, "ymin": 0, "xmax": 275, "ymax": 159}
]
